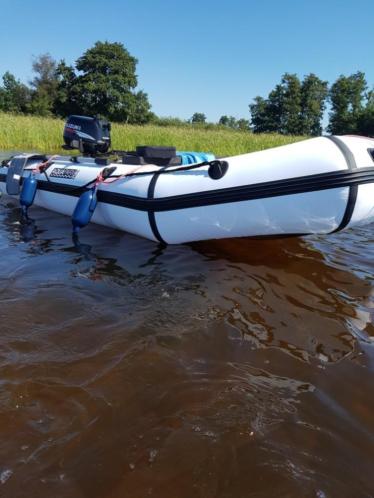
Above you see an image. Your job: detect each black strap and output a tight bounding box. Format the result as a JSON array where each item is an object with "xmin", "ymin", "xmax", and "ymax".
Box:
[
  {"xmin": 326, "ymin": 136, "xmax": 358, "ymax": 232},
  {"xmin": 147, "ymin": 171, "xmax": 167, "ymax": 244}
]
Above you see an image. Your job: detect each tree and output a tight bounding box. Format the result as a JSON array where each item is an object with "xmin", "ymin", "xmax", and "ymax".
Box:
[
  {"xmin": 277, "ymin": 73, "xmax": 302, "ymax": 135},
  {"xmin": 236, "ymin": 118, "xmax": 251, "ymax": 131},
  {"xmin": 356, "ymin": 107, "xmax": 374, "ymax": 136},
  {"xmin": 264, "ymin": 85, "xmax": 284, "ymax": 132},
  {"xmin": 219, "ymin": 115, "xmax": 238, "ymax": 128},
  {"xmin": 219, "ymin": 115, "xmax": 230, "ymax": 126},
  {"xmin": 250, "ymin": 96, "xmax": 273, "ymax": 133},
  {"xmin": 219, "ymin": 115, "xmax": 250, "ymax": 131},
  {"xmin": 29, "ymin": 53, "xmax": 58, "ymax": 116},
  {"xmin": 191, "ymin": 112, "xmax": 207, "ymax": 124},
  {"xmin": 250, "ymin": 74, "xmax": 302, "ymax": 134},
  {"xmin": 328, "ymin": 72, "xmax": 367, "ymax": 134},
  {"xmin": 56, "ymin": 41, "xmax": 152, "ymax": 123},
  {"xmin": 151, "ymin": 116, "xmax": 188, "ymax": 127},
  {"xmin": 0, "ymin": 71, "xmax": 31, "ymax": 113},
  {"xmin": 250, "ymin": 73, "xmax": 328, "ymax": 135},
  {"xmin": 356, "ymin": 89, "xmax": 374, "ymax": 136},
  {"xmin": 110, "ymin": 90, "xmax": 152, "ymax": 124},
  {"xmin": 300, "ymin": 74, "xmax": 328, "ymax": 136},
  {"xmin": 54, "ymin": 60, "xmax": 80, "ymax": 117}
]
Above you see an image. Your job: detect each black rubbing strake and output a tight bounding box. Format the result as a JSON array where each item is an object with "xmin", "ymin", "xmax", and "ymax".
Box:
[{"xmin": 0, "ymin": 167, "xmax": 373, "ymax": 213}]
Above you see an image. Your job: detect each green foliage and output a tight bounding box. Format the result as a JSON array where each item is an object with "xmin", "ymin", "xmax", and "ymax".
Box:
[
  {"xmin": 0, "ymin": 72, "xmax": 31, "ymax": 113},
  {"xmin": 250, "ymin": 81, "xmax": 290, "ymax": 134},
  {"xmin": 236, "ymin": 119, "xmax": 250, "ymax": 131},
  {"xmin": 251, "ymin": 74, "xmax": 298, "ymax": 135},
  {"xmin": 300, "ymin": 74, "xmax": 328, "ymax": 136},
  {"xmin": 115, "ymin": 90, "xmax": 152, "ymax": 125},
  {"xmin": 265, "ymin": 85, "xmax": 284, "ymax": 132},
  {"xmin": 249, "ymin": 96, "xmax": 274, "ymax": 133},
  {"xmin": 56, "ymin": 41, "xmax": 153, "ymax": 124},
  {"xmin": 150, "ymin": 116, "xmax": 188, "ymax": 127},
  {"xmin": 279, "ymin": 73, "xmax": 302, "ymax": 134},
  {"xmin": 250, "ymin": 72, "xmax": 374, "ymax": 136},
  {"xmin": 29, "ymin": 53, "xmax": 58, "ymax": 116},
  {"xmin": 0, "ymin": 42, "xmax": 152, "ymax": 124},
  {"xmin": 54, "ymin": 61, "xmax": 80, "ymax": 117},
  {"xmin": 328, "ymin": 72, "xmax": 367, "ymax": 134},
  {"xmin": 356, "ymin": 90, "xmax": 374, "ymax": 136},
  {"xmin": 219, "ymin": 115, "xmax": 251, "ymax": 131},
  {"xmin": 191, "ymin": 112, "xmax": 207, "ymax": 124},
  {"xmin": 250, "ymin": 73, "xmax": 328, "ymax": 136},
  {"xmin": 219, "ymin": 115, "xmax": 236, "ymax": 127},
  {"xmin": 0, "ymin": 45, "xmax": 373, "ymax": 137},
  {"xmin": 356, "ymin": 107, "xmax": 374, "ymax": 136}
]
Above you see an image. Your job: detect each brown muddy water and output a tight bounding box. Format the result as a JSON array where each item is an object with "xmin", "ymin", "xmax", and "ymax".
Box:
[{"xmin": 0, "ymin": 157, "xmax": 373, "ymax": 498}]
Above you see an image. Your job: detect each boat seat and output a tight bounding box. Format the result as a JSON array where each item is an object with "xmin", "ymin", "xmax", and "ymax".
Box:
[{"xmin": 122, "ymin": 146, "xmax": 215, "ymax": 166}]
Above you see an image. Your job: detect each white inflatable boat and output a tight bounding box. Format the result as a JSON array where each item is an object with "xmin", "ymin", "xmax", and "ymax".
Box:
[{"xmin": 0, "ymin": 116, "xmax": 373, "ymax": 244}]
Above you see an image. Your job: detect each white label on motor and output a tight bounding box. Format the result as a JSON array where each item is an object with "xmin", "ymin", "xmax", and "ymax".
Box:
[{"xmin": 13, "ymin": 174, "xmax": 21, "ymax": 180}]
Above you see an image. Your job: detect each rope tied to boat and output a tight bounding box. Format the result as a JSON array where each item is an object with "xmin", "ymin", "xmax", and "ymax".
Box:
[
  {"xmin": 18, "ymin": 155, "xmax": 58, "ymax": 218},
  {"xmin": 85, "ymin": 159, "xmax": 229, "ymax": 190},
  {"xmin": 71, "ymin": 164, "xmax": 149, "ymax": 234},
  {"xmin": 70, "ymin": 159, "xmax": 228, "ymax": 236},
  {"xmin": 32, "ymin": 155, "xmax": 59, "ymax": 180}
]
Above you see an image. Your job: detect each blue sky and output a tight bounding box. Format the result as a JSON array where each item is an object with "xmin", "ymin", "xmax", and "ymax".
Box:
[{"xmin": 1, "ymin": 0, "xmax": 373, "ymax": 122}]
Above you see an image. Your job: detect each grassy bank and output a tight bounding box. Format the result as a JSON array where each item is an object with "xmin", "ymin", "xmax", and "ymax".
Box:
[{"xmin": 0, "ymin": 113, "xmax": 305, "ymax": 156}]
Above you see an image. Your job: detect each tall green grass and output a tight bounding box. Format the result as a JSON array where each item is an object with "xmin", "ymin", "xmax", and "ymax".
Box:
[{"xmin": 0, "ymin": 112, "xmax": 306, "ymax": 156}]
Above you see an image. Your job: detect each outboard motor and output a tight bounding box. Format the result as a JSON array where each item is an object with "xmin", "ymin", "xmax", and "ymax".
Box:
[{"xmin": 63, "ymin": 115, "xmax": 111, "ymax": 155}]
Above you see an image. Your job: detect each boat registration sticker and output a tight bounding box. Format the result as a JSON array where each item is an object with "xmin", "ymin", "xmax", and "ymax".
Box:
[{"xmin": 50, "ymin": 168, "xmax": 78, "ymax": 179}]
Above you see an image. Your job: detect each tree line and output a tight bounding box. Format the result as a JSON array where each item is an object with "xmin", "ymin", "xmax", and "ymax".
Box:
[
  {"xmin": 0, "ymin": 40, "xmax": 372, "ymax": 136},
  {"xmin": 250, "ymin": 72, "xmax": 373, "ymax": 136},
  {"xmin": 0, "ymin": 41, "xmax": 153, "ymax": 124},
  {"xmin": 0, "ymin": 37, "xmax": 251, "ymax": 131}
]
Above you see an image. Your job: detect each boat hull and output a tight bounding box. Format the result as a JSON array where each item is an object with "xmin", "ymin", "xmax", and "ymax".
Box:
[{"xmin": 1, "ymin": 136, "xmax": 374, "ymax": 244}]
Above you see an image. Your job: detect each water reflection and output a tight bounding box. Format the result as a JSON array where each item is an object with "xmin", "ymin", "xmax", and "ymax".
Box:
[
  {"xmin": 0, "ymin": 187, "xmax": 373, "ymax": 497},
  {"xmin": 1, "ymin": 196, "xmax": 372, "ymax": 366}
]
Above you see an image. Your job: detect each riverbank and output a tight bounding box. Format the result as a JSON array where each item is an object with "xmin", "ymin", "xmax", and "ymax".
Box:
[{"xmin": 0, "ymin": 112, "xmax": 305, "ymax": 156}]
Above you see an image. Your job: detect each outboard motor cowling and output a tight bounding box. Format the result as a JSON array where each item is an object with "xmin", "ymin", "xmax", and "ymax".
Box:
[{"xmin": 63, "ymin": 115, "xmax": 111, "ymax": 155}]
